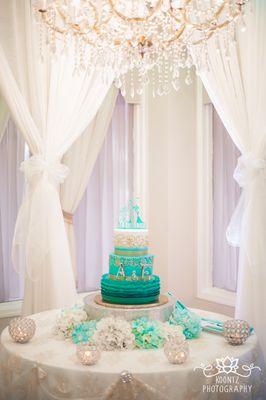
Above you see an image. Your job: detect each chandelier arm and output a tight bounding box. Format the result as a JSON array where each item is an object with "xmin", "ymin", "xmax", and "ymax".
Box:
[
  {"xmin": 163, "ymin": 24, "xmax": 186, "ymax": 46},
  {"xmin": 183, "ymin": 1, "xmax": 228, "ymax": 31},
  {"xmin": 95, "ymin": 11, "xmax": 112, "ymax": 28},
  {"xmin": 57, "ymin": 1, "xmax": 99, "ymax": 33},
  {"xmin": 40, "ymin": 4, "xmax": 99, "ymax": 43},
  {"xmin": 191, "ymin": 31, "xmax": 215, "ymax": 46},
  {"xmin": 194, "ymin": 6, "xmax": 242, "ymax": 45},
  {"xmin": 189, "ymin": 6, "xmax": 241, "ymax": 48},
  {"xmin": 107, "ymin": 0, "xmax": 163, "ymax": 22},
  {"xmin": 214, "ymin": 0, "xmax": 230, "ymax": 20},
  {"xmin": 41, "ymin": 11, "xmax": 68, "ymax": 35},
  {"xmin": 211, "ymin": 10, "xmax": 242, "ymax": 31},
  {"xmin": 168, "ymin": 8, "xmax": 184, "ymax": 24}
]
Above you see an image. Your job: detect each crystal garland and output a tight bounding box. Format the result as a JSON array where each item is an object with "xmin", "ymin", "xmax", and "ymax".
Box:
[{"xmin": 34, "ymin": 0, "xmax": 249, "ymax": 97}]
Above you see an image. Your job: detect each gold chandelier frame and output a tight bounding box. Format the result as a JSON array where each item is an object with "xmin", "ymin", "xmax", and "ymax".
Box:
[{"xmin": 38, "ymin": 0, "xmax": 245, "ymax": 50}]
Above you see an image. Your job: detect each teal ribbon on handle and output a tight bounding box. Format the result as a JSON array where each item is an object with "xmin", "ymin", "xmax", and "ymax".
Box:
[
  {"xmin": 167, "ymin": 294, "xmax": 254, "ymax": 336},
  {"xmin": 201, "ymin": 316, "xmax": 254, "ymax": 335}
]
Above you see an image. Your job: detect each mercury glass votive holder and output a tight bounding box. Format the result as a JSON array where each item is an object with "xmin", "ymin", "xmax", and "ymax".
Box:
[
  {"xmin": 223, "ymin": 319, "xmax": 250, "ymax": 345},
  {"xmin": 164, "ymin": 334, "xmax": 189, "ymax": 364},
  {"xmin": 76, "ymin": 342, "xmax": 101, "ymax": 366},
  {"xmin": 8, "ymin": 317, "xmax": 36, "ymax": 344}
]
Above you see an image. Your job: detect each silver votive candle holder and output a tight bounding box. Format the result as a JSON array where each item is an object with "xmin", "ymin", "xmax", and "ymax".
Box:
[
  {"xmin": 164, "ymin": 334, "xmax": 189, "ymax": 364},
  {"xmin": 76, "ymin": 342, "xmax": 101, "ymax": 365},
  {"xmin": 223, "ymin": 319, "xmax": 251, "ymax": 345},
  {"xmin": 8, "ymin": 317, "xmax": 36, "ymax": 343}
]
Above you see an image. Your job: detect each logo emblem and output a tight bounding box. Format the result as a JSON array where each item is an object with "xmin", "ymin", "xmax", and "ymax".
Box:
[{"xmin": 194, "ymin": 356, "xmax": 261, "ymax": 378}]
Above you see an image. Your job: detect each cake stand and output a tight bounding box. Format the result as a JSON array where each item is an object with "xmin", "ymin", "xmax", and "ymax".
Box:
[{"xmin": 83, "ymin": 292, "xmax": 175, "ymax": 321}]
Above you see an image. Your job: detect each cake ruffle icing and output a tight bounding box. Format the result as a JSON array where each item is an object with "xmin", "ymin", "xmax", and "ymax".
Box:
[{"xmin": 101, "ymin": 274, "xmax": 160, "ymax": 305}]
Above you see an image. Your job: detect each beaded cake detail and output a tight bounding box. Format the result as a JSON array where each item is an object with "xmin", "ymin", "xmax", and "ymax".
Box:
[{"xmin": 114, "ymin": 230, "xmax": 149, "ymax": 249}]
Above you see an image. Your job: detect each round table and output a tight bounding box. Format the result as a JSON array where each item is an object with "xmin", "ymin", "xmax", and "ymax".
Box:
[{"xmin": 0, "ymin": 308, "xmax": 265, "ymax": 400}]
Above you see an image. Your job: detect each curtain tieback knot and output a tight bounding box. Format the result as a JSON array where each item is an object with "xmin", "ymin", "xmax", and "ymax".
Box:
[
  {"xmin": 20, "ymin": 155, "xmax": 69, "ymax": 185},
  {"xmin": 233, "ymin": 153, "xmax": 266, "ymax": 188},
  {"xmin": 13, "ymin": 155, "xmax": 70, "ymax": 281}
]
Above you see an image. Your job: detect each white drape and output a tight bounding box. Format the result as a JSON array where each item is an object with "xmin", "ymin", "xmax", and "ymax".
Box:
[
  {"xmin": 199, "ymin": 1, "xmax": 266, "ymax": 355},
  {"xmin": 212, "ymin": 107, "xmax": 240, "ymax": 292},
  {"xmin": 0, "ymin": 96, "xmax": 8, "ymax": 143},
  {"xmin": 0, "ymin": 119, "xmax": 25, "ymax": 301},
  {"xmin": 0, "ymin": 1, "xmax": 113, "ymax": 314},
  {"xmin": 61, "ymin": 86, "xmax": 118, "ymax": 279},
  {"xmin": 75, "ymin": 93, "xmax": 134, "ymax": 291}
]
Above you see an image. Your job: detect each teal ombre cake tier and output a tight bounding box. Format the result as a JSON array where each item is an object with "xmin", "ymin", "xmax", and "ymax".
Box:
[
  {"xmin": 109, "ymin": 253, "xmax": 153, "ymax": 279},
  {"xmin": 101, "ymin": 274, "xmax": 160, "ymax": 304}
]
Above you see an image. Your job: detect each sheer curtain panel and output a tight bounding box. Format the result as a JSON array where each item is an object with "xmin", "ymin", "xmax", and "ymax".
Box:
[
  {"xmin": 0, "ymin": 96, "xmax": 8, "ymax": 142},
  {"xmin": 61, "ymin": 86, "xmax": 118, "ymax": 279},
  {"xmin": 75, "ymin": 93, "xmax": 134, "ymax": 291},
  {"xmin": 198, "ymin": 1, "xmax": 266, "ymax": 355},
  {"xmin": 212, "ymin": 108, "xmax": 240, "ymax": 292},
  {"xmin": 0, "ymin": 1, "xmax": 113, "ymax": 314},
  {"xmin": 0, "ymin": 119, "xmax": 25, "ymax": 301}
]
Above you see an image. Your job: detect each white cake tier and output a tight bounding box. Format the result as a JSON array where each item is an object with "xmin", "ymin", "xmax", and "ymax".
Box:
[{"xmin": 114, "ymin": 228, "xmax": 149, "ymax": 249}]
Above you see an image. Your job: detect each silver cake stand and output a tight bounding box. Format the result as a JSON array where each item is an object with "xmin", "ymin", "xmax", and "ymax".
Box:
[{"xmin": 83, "ymin": 292, "xmax": 175, "ymax": 321}]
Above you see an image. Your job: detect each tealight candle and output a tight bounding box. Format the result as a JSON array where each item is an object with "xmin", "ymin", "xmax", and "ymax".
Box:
[
  {"xmin": 8, "ymin": 317, "xmax": 36, "ymax": 344},
  {"xmin": 76, "ymin": 342, "xmax": 101, "ymax": 366},
  {"xmin": 164, "ymin": 334, "xmax": 189, "ymax": 364}
]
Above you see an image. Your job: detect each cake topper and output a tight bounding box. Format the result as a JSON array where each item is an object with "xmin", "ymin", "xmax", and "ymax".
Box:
[{"xmin": 118, "ymin": 198, "xmax": 146, "ymax": 229}]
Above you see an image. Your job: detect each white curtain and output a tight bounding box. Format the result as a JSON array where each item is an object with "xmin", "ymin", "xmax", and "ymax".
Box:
[
  {"xmin": 75, "ymin": 93, "xmax": 134, "ymax": 291},
  {"xmin": 0, "ymin": 96, "xmax": 9, "ymax": 143},
  {"xmin": 212, "ymin": 107, "xmax": 240, "ymax": 292},
  {"xmin": 199, "ymin": 1, "xmax": 266, "ymax": 355},
  {"xmin": 0, "ymin": 119, "xmax": 25, "ymax": 301},
  {"xmin": 61, "ymin": 86, "xmax": 118, "ymax": 279},
  {"xmin": 0, "ymin": 1, "xmax": 113, "ymax": 314}
]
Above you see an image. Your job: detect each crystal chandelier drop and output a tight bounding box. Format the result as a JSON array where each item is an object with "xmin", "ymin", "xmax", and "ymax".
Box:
[{"xmin": 35, "ymin": 0, "xmax": 248, "ymax": 97}]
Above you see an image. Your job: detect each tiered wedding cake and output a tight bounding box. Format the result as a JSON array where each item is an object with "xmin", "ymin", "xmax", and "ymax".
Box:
[{"xmin": 101, "ymin": 200, "xmax": 160, "ymax": 305}]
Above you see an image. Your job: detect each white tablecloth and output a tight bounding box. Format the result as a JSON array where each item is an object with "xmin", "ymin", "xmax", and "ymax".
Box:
[{"xmin": 0, "ymin": 308, "xmax": 265, "ymax": 400}]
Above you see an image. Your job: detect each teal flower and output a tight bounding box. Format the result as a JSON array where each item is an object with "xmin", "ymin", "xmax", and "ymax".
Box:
[
  {"xmin": 72, "ymin": 320, "xmax": 97, "ymax": 344},
  {"xmin": 131, "ymin": 317, "xmax": 165, "ymax": 349},
  {"xmin": 169, "ymin": 302, "xmax": 202, "ymax": 339}
]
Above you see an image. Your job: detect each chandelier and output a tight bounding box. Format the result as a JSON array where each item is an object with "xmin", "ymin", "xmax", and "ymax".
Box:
[{"xmin": 35, "ymin": 0, "xmax": 248, "ymax": 97}]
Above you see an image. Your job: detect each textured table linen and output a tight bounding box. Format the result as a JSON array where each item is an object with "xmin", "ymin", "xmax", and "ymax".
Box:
[{"xmin": 0, "ymin": 308, "xmax": 265, "ymax": 400}]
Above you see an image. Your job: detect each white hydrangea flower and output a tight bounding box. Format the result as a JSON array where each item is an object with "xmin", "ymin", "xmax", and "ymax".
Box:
[
  {"xmin": 162, "ymin": 322, "xmax": 185, "ymax": 341},
  {"xmin": 53, "ymin": 304, "xmax": 88, "ymax": 339},
  {"xmin": 92, "ymin": 317, "xmax": 135, "ymax": 351}
]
